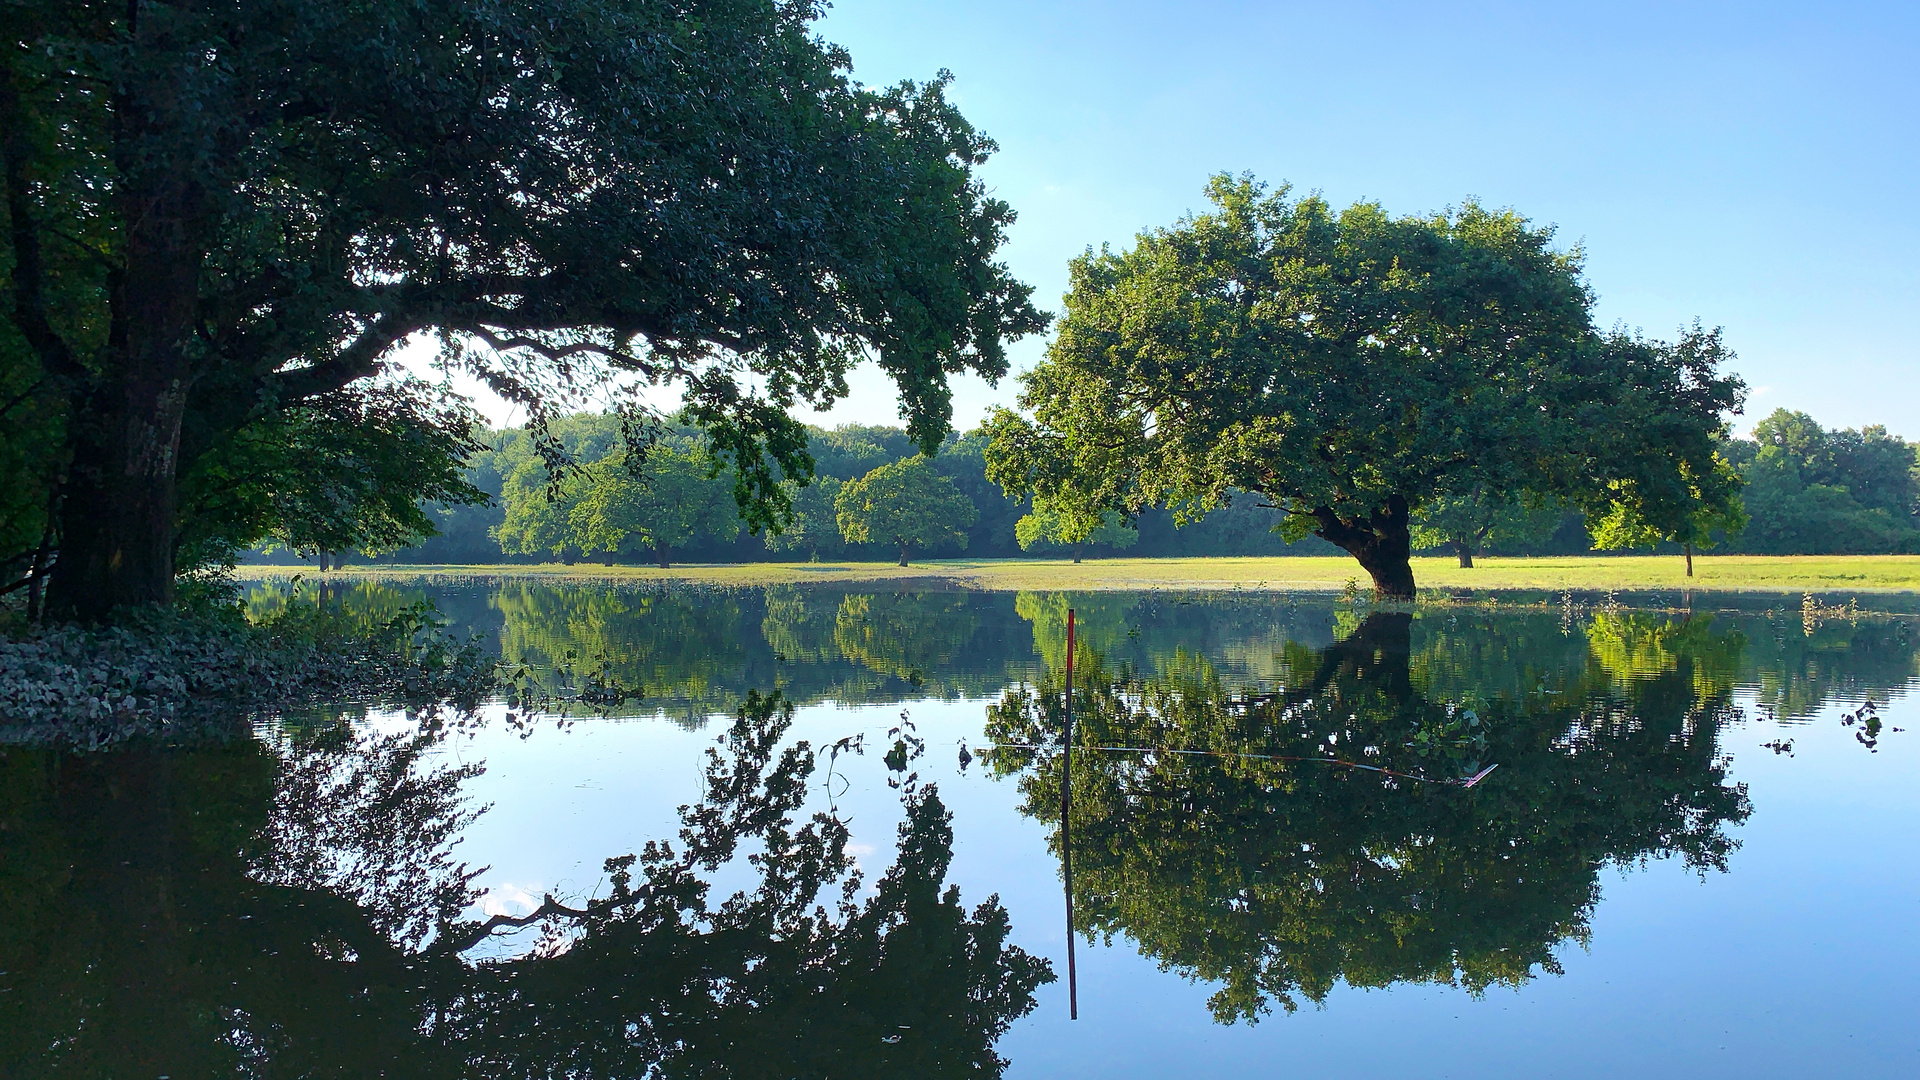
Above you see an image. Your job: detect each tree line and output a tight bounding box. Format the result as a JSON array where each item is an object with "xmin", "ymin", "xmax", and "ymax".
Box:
[
  {"xmin": 1410, "ymin": 407, "xmax": 1920, "ymax": 563},
  {"xmin": 291, "ymin": 403, "xmax": 1917, "ymax": 570},
  {"xmin": 317, "ymin": 413, "xmax": 1335, "ymax": 568}
]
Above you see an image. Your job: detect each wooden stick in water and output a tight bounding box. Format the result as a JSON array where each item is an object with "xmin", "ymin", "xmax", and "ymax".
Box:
[{"xmin": 1064, "ymin": 607, "xmax": 1078, "ymax": 1020}]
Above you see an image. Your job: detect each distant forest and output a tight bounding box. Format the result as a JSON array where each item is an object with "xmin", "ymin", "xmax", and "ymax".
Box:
[{"xmin": 250, "ymin": 406, "xmax": 1920, "ymax": 567}]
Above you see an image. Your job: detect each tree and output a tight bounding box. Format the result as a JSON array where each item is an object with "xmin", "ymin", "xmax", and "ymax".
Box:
[
  {"xmin": 1728, "ymin": 445, "xmax": 1913, "ymax": 554},
  {"xmin": 836, "ymin": 457, "xmax": 977, "ymax": 566},
  {"xmin": 1577, "ymin": 329, "xmax": 1748, "ymax": 575},
  {"xmin": 490, "ymin": 412, "xmax": 640, "ymax": 563},
  {"xmin": 174, "ymin": 379, "xmax": 487, "ymax": 570},
  {"xmin": 494, "ymin": 464, "xmax": 587, "ymax": 563},
  {"xmin": 3, "ymin": 0, "xmax": 1044, "ymax": 620},
  {"xmin": 569, "ymin": 441, "xmax": 741, "ymax": 567},
  {"xmin": 1410, "ymin": 488, "xmax": 1562, "ymax": 568},
  {"xmin": 985, "ymin": 176, "xmax": 1739, "ymax": 599},
  {"xmin": 1588, "ymin": 462, "xmax": 1746, "ymax": 575},
  {"xmin": 764, "ymin": 476, "xmax": 849, "ymax": 561},
  {"xmin": 1014, "ymin": 501, "xmax": 1138, "ymax": 563}
]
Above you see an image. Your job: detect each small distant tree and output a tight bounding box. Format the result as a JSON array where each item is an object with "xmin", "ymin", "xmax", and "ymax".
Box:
[
  {"xmin": 495, "ymin": 464, "xmax": 587, "ymax": 563},
  {"xmin": 1014, "ymin": 501, "xmax": 1138, "ymax": 563},
  {"xmin": 764, "ymin": 477, "xmax": 848, "ymax": 561},
  {"xmin": 1579, "ymin": 331, "xmax": 1749, "ymax": 576},
  {"xmin": 1411, "ymin": 489, "xmax": 1562, "ymax": 568},
  {"xmin": 836, "ymin": 458, "xmax": 977, "ymax": 566},
  {"xmin": 1588, "ymin": 456, "xmax": 1746, "ymax": 577},
  {"xmin": 569, "ymin": 443, "xmax": 741, "ymax": 567}
]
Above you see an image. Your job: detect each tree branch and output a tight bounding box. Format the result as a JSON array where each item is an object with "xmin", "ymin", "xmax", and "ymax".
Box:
[
  {"xmin": 266, "ymin": 311, "xmax": 422, "ymax": 402},
  {"xmin": 0, "ymin": 75, "xmax": 84, "ymax": 381},
  {"xmin": 0, "ymin": 376, "xmax": 46, "ymax": 420}
]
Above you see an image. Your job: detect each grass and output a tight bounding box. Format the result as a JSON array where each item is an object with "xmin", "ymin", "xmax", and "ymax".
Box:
[{"xmin": 234, "ymin": 554, "xmax": 1920, "ymax": 595}]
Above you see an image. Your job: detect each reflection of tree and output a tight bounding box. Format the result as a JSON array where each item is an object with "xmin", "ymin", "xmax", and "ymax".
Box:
[
  {"xmin": 1, "ymin": 698, "xmax": 1050, "ymax": 1075},
  {"xmin": 495, "ymin": 582, "xmax": 766, "ymax": 722},
  {"xmin": 1734, "ymin": 610, "xmax": 1917, "ymax": 720},
  {"xmin": 1015, "ymin": 591, "xmax": 1139, "ymax": 674},
  {"xmin": 1015, "ymin": 590, "xmax": 1341, "ymax": 693},
  {"xmin": 1584, "ymin": 610, "xmax": 1744, "ymax": 707},
  {"xmin": 497, "ymin": 584, "xmax": 1029, "ymax": 718},
  {"xmin": 985, "ymin": 613, "xmax": 1751, "ymax": 1023},
  {"xmin": 1408, "ymin": 608, "xmax": 1595, "ymax": 704},
  {"xmin": 760, "ymin": 584, "xmax": 846, "ymax": 664},
  {"xmin": 831, "ymin": 593, "xmax": 982, "ymax": 683}
]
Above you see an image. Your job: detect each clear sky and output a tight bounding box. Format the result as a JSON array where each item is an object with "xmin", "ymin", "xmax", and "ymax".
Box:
[{"xmin": 430, "ymin": 0, "xmax": 1920, "ymax": 439}]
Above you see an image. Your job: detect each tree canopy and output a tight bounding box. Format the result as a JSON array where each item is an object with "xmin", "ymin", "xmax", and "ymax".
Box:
[
  {"xmin": 984, "ymin": 176, "xmax": 1743, "ymax": 597},
  {"xmin": 569, "ymin": 441, "xmax": 742, "ymax": 567},
  {"xmin": 836, "ymin": 457, "xmax": 978, "ymax": 566},
  {"xmin": 2, "ymin": 0, "xmax": 1044, "ymax": 619}
]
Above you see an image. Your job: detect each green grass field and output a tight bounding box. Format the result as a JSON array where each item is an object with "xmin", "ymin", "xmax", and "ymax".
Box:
[{"xmin": 235, "ymin": 554, "xmax": 1920, "ymax": 595}]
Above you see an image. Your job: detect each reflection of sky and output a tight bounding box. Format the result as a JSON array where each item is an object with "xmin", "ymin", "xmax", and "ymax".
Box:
[{"xmin": 424, "ymin": 689, "xmax": 1920, "ymax": 1078}]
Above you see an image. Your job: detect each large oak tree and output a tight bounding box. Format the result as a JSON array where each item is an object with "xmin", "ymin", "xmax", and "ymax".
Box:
[
  {"xmin": 985, "ymin": 176, "xmax": 1741, "ymax": 598},
  {"xmin": 1, "ymin": 0, "xmax": 1044, "ymax": 619}
]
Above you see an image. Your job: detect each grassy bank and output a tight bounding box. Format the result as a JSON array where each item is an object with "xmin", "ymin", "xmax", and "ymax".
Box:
[{"xmin": 236, "ymin": 554, "xmax": 1920, "ymax": 595}]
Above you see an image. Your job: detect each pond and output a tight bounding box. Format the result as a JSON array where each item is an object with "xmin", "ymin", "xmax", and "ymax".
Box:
[{"xmin": 5, "ymin": 582, "xmax": 1918, "ymax": 1077}]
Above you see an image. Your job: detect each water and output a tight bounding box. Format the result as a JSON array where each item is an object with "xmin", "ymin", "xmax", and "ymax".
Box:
[{"xmin": 5, "ymin": 582, "xmax": 1917, "ymax": 1077}]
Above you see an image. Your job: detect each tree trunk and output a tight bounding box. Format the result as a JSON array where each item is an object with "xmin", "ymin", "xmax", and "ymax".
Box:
[
  {"xmin": 656, "ymin": 542, "xmax": 672, "ymax": 569},
  {"xmin": 1072, "ymin": 541, "xmax": 1084, "ymax": 564},
  {"xmin": 25, "ymin": 486, "xmax": 57, "ymax": 625},
  {"xmin": 45, "ymin": 373, "xmax": 195, "ymax": 620},
  {"xmin": 898, "ymin": 540, "xmax": 911, "ymax": 567},
  {"xmin": 1684, "ymin": 542, "xmax": 1693, "ymax": 577},
  {"xmin": 41, "ymin": 38, "xmax": 211, "ymax": 623},
  {"xmin": 1311, "ymin": 495, "xmax": 1417, "ymax": 601},
  {"xmin": 1453, "ymin": 541, "xmax": 1474, "ymax": 569}
]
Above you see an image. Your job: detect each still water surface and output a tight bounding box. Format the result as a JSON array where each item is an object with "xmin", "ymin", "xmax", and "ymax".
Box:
[{"xmin": 6, "ymin": 582, "xmax": 1918, "ymax": 1077}]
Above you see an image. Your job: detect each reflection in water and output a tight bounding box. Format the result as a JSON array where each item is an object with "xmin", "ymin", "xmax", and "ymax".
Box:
[
  {"xmin": 986, "ymin": 612, "xmax": 1755, "ymax": 1022},
  {"xmin": 492, "ymin": 583, "xmax": 1029, "ymax": 719},
  {"xmin": 11, "ymin": 583, "xmax": 1918, "ymax": 1068},
  {"xmin": 248, "ymin": 579, "xmax": 1917, "ymax": 725},
  {"xmin": 0, "ymin": 696, "xmax": 1051, "ymax": 1076}
]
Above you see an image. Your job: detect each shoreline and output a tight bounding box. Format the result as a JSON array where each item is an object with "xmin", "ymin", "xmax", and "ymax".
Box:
[{"xmin": 231, "ymin": 554, "xmax": 1920, "ymax": 596}]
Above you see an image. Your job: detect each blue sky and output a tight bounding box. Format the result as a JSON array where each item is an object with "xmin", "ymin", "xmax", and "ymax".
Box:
[
  {"xmin": 428, "ymin": 1, "xmax": 1917, "ymax": 438},
  {"xmin": 803, "ymin": 0, "xmax": 1919, "ymax": 438}
]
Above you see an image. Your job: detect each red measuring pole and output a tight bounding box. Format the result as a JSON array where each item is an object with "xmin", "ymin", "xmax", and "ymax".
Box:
[{"xmin": 1063, "ymin": 607, "xmax": 1078, "ymax": 1020}]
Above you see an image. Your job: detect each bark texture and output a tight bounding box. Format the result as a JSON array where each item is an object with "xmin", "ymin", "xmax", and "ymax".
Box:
[
  {"xmin": 1312, "ymin": 495, "xmax": 1417, "ymax": 601},
  {"xmin": 41, "ymin": 12, "xmax": 211, "ymax": 621}
]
